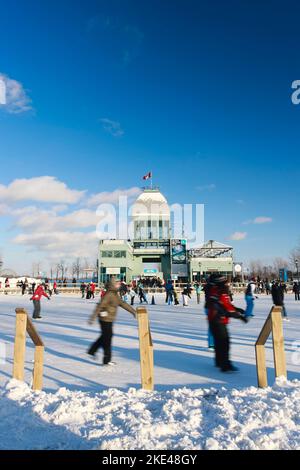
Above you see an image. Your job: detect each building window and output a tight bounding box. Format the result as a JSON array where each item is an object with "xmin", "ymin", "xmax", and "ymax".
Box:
[
  {"xmin": 114, "ymin": 251, "xmax": 126, "ymax": 258},
  {"xmin": 101, "ymin": 251, "xmax": 113, "ymax": 258}
]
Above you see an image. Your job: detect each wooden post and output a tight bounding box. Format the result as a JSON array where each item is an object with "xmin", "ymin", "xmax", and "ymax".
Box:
[
  {"xmin": 13, "ymin": 308, "xmax": 45, "ymax": 391},
  {"xmin": 255, "ymin": 313, "xmax": 272, "ymax": 387},
  {"xmin": 271, "ymin": 307, "xmax": 287, "ymax": 379},
  {"xmin": 33, "ymin": 346, "xmax": 44, "ymax": 391},
  {"xmin": 13, "ymin": 309, "xmax": 27, "ymax": 381},
  {"xmin": 137, "ymin": 307, "xmax": 154, "ymax": 391},
  {"xmin": 255, "ymin": 306, "xmax": 287, "ymax": 388}
]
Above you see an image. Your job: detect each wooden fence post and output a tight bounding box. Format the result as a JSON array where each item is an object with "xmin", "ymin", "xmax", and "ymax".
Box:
[
  {"xmin": 255, "ymin": 313, "xmax": 272, "ymax": 388},
  {"xmin": 12, "ymin": 308, "xmax": 45, "ymax": 391},
  {"xmin": 272, "ymin": 307, "xmax": 287, "ymax": 379},
  {"xmin": 13, "ymin": 309, "xmax": 27, "ymax": 382},
  {"xmin": 137, "ymin": 307, "xmax": 154, "ymax": 391},
  {"xmin": 255, "ymin": 306, "xmax": 287, "ymax": 388},
  {"xmin": 33, "ymin": 346, "xmax": 44, "ymax": 391}
]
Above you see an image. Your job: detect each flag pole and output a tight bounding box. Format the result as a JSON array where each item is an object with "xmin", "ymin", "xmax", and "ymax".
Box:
[{"xmin": 151, "ymin": 170, "xmax": 153, "ymax": 190}]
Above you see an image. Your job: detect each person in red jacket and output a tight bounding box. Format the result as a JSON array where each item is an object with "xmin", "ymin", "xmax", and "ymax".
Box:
[
  {"xmin": 30, "ymin": 284, "xmax": 50, "ymax": 319},
  {"xmin": 90, "ymin": 282, "xmax": 96, "ymax": 299},
  {"xmin": 207, "ymin": 275, "xmax": 248, "ymax": 373}
]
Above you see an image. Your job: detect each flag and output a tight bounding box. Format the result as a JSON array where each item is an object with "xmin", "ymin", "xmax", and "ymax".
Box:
[{"xmin": 143, "ymin": 171, "xmax": 152, "ymax": 180}]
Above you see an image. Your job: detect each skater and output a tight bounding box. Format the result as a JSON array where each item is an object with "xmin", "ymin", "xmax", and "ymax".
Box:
[
  {"xmin": 80, "ymin": 282, "xmax": 86, "ymax": 298},
  {"xmin": 53, "ymin": 280, "xmax": 58, "ymax": 295},
  {"xmin": 46, "ymin": 281, "xmax": 53, "ymax": 297},
  {"xmin": 272, "ymin": 281, "xmax": 289, "ymax": 320},
  {"xmin": 203, "ymin": 279, "xmax": 215, "ymax": 349},
  {"xmin": 30, "ymin": 284, "xmax": 50, "ymax": 319},
  {"xmin": 165, "ymin": 280, "xmax": 173, "ymax": 304},
  {"xmin": 207, "ymin": 275, "xmax": 248, "ymax": 372},
  {"xmin": 182, "ymin": 286, "xmax": 191, "ymax": 306},
  {"xmin": 194, "ymin": 282, "xmax": 202, "ymax": 305},
  {"xmin": 86, "ymin": 283, "xmax": 92, "ymax": 300},
  {"xmin": 100, "ymin": 286, "xmax": 107, "ymax": 299},
  {"xmin": 128, "ymin": 286, "xmax": 136, "ymax": 306},
  {"xmin": 90, "ymin": 281, "xmax": 96, "ymax": 299},
  {"xmin": 21, "ymin": 280, "xmax": 27, "ymax": 296},
  {"xmin": 88, "ymin": 279, "xmax": 136, "ymax": 365},
  {"xmin": 293, "ymin": 282, "xmax": 300, "ymax": 301},
  {"xmin": 138, "ymin": 284, "xmax": 148, "ymax": 304},
  {"xmin": 173, "ymin": 288, "xmax": 180, "ymax": 305},
  {"xmin": 245, "ymin": 278, "xmax": 257, "ymax": 318}
]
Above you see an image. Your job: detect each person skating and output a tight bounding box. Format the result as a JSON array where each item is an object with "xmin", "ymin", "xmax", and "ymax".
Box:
[
  {"xmin": 80, "ymin": 282, "xmax": 86, "ymax": 298},
  {"xmin": 203, "ymin": 278, "xmax": 215, "ymax": 349},
  {"xmin": 88, "ymin": 279, "xmax": 136, "ymax": 365},
  {"xmin": 165, "ymin": 280, "xmax": 173, "ymax": 304},
  {"xmin": 194, "ymin": 282, "xmax": 202, "ymax": 305},
  {"xmin": 138, "ymin": 284, "xmax": 148, "ymax": 304},
  {"xmin": 53, "ymin": 281, "xmax": 58, "ymax": 295},
  {"xmin": 90, "ymin": 281, "xmax": 96, "ymax": 299},
  {"xmin": 245, "ymin": 278, "xmax": 257, "ymax": 318},
  {"xmin": 30, "ymin": 283, "xmax": 50, "ymax": 319},
  {"xmin": 173, "ymin": 288, "xmax": 180, "ymax": 305},
  {"xmin": 207, "ymin": 275, "xmax": 248, "ymax": 372},
  {"xmin": 293, "ymin": 282, "xmax": 300, "ymax": 301},
  {"xmin": 128, "ymin": 286, "xmax": 136, "ymax": 306},
  {"xmin": 182, "ymin": 286, "xmax": 191, "ymax": 306},
  {"xmin": 272, "ymin": 281, "xmax": 289, "ymax": 320}
]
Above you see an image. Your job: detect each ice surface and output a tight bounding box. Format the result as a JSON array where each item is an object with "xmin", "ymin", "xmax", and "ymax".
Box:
[{"xmin": 0, "ymin": 293, "xmax": 299, "ymax": 449}]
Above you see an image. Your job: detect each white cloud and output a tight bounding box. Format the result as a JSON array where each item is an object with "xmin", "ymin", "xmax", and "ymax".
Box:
[
  {"xmin": 1, "ymin": 178, "xmax": 142, "ymax": 267},
  {"xmin": 11, "ymin": 206, "xmax": 107, "ymax": 231},
  {"xmin": 52, "ymin": 204, "xmax": 69, "ymax": 213},
  {"xmin": 0, "ymin": 73, "xmax": 33, "ymax": 114},
  {"xmin": 0, "ymin": 204, "xmax": 8, "ymax": 216},
  {"xmin": 229, "ymin": 232, "xmax": 247, "ymax": 241},
  {"xmin": 196, "ymin": 184, "xmax": 216, "ymax": 192},
  {"xmin": 88, "ymin": 187, "xmax": 141, "ymax": 206},
  {"xmin": 0, "ymin": 176, "xmax": 85, "ymax": 204},
  {"xmin": 13, "ymin": 231, "xmax": 99, "ymax": 259},
  {"xmin": 100, "ymin": 118, "xmax": 124, "ymax": 137},
  {"xmin": 243, "ymin": 216, "xmax": 273, "ymax": 225},
  {"xmin": 253, "ymin": 216, "xmax": 273, "ymax": 224}
]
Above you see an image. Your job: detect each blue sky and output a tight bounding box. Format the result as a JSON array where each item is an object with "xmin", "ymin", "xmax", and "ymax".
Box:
[{"xmin": 0, "ymin": 0, "xmax": 299, "ymax": 273}]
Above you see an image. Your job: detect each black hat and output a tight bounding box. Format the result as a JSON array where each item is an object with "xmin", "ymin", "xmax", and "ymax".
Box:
[{"xmin": 209, "ymin": 274, "xmax": 227, "ymax": 286}]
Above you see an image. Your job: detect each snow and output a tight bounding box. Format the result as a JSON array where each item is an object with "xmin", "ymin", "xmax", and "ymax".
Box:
[{"xmin": 0, "ymin": 292, "xmax": 300, "ymax": 449}]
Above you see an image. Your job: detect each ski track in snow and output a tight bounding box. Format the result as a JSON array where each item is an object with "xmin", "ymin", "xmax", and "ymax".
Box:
[{"xmin": 0, "ymin": 293, "xmax": 300, "ymax": 450}]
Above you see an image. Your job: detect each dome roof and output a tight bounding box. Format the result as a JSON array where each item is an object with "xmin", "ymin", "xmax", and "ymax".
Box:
[{"xmin": 131, "ymin": 189, "xmax": 170, "ymax": 218}]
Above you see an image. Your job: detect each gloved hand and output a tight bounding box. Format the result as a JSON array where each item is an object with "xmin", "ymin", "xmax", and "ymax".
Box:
[{"xmin": 240, "ymin": 315, "xmax": 248, "ymax": 323}]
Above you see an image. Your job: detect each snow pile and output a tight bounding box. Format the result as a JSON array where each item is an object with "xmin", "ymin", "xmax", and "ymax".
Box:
[{"xmin": 1, "ymin": 378, "xmax": 300, "ymax": 450}]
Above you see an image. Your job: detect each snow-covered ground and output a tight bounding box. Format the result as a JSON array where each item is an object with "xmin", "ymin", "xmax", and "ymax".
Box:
[{"xmin": 0, "ymin": 293, "xmax": 299, "ymax": 449}]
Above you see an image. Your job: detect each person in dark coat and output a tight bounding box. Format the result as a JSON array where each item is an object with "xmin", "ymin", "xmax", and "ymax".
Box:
[
  {"xmin": 293, "ymin": 282, "xmax": 300, "ymax": 301},
  {"xmin": 271, "ymin": 281, "xmax": 288, "ymax": 319}
]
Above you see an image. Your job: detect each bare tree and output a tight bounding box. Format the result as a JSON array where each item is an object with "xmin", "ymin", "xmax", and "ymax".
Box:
[
  {"xmin": 272, "ymin": 257, "xmax": 289, "ymax": 275},
  {"xmin": 249, "ymin": 260, "xmax": 264, "ymax": 277},
  {"xmin": 56, "ymin": 260, "xmax": 67, "ymax": 281},
  {"xmin": 32, "ymin": 261, "xmax": 42, "ymax": 278},
  {"xmin": 290, "ymin": 242, "xmax": 300, "ymax": 272},
  {"xmin": 72, "ymin": 258, "xmax": 82, "ymax": 280}
]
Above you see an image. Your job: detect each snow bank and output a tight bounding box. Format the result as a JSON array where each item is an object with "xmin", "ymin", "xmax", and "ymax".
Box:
[{"xmin": 1, "ymin": 378, "xmax": 300, "ymax": 450}]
